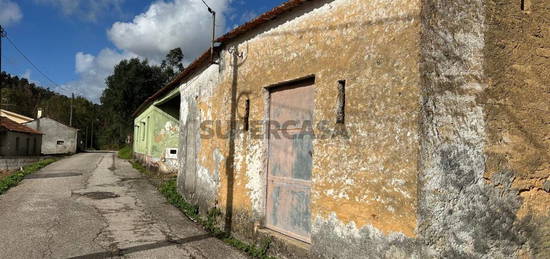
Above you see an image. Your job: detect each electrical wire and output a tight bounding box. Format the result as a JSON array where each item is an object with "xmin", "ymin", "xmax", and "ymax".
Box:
[{"xmin": 4, "ymin": 34, "xmax": 61, "ymax": 88}]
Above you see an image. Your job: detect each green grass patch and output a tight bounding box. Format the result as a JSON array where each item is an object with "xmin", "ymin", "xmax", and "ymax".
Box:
[
  {"xmin": 117, "ymin": 146, "xmax": 133, "ymax": 160},
  {"xmin": 128, "ymin": 160, "xmax": 275, "ymax": 259},
  {"xmin": 0, "ymin": 158, "xmax": 58, "ymax": 195},
  {"xmin": 159, "ymin": 178, "xmax": 274, "ymax": 259}
]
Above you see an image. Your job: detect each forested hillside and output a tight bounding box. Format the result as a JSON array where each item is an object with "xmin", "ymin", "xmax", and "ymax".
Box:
[
  {"xmin": 1, "ymin": 71, "xmax": 100, "ymax": 148},
  {"xmin": 0, "ymin": 47, "xmax": 184, "ymax": 149}
]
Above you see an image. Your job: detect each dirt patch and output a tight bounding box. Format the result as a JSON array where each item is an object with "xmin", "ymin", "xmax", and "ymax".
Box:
[{"xmin": 0, "ymin": 170, "xmax": 17, "ymax": 181}]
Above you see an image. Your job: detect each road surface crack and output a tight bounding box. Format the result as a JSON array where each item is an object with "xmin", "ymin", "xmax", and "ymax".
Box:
[{"xmin": 43, "ymin": 215, "xmax": 61, "ymax": 258}]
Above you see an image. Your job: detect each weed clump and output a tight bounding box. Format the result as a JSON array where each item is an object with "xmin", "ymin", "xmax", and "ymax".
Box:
[{"xmin": 0, "ymin": 158, "xmax": 57, "ymax": 195}]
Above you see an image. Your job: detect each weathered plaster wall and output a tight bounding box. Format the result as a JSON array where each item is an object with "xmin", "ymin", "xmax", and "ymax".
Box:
[
  {"xmin": 25, "ymin": 118, "xmax": 77, "ymax": 155},
  {"xmin": 134, "ymin": 105, "xmax": 179, "ymax": 173},
  {"xmin": 180, "ymin": 0, "xmax": 423, "ymax": 257},
  {"xmin": 178, "ymin": 64, "xmax": 222, "ymax": 212},
  {"xmin": 419, "ymin": 0, "xmax": 549, "ymax": 257},
  {"xmin": 175, "ymin": 0, "xmax": 547, "ymax": 257},
  {"xmin": 482, "ymin": 0, "xmax": 550, "ymax": 257}
]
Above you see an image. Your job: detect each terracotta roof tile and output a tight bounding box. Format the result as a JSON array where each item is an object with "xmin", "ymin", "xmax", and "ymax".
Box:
[{"xmin": 0, "ymin": 117, "xmax": 43, "ymax": 135}]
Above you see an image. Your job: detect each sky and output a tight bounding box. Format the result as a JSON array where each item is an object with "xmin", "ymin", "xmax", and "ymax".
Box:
[{"xmin": 0, "ymin": 0, "xmax": 286, "ymax": 103}]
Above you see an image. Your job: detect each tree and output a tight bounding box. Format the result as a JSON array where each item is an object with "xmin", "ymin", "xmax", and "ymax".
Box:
[
  {"xmin": 161, "ymin": 47, "xmax": 184, "ymax": 80},
  {"xmin": 0, "ymin": 71, "xmax": 99, "ymax": 150},
  {"xmin": 100, "ymin": 58, "xmax": 169, "ymax": 147}
]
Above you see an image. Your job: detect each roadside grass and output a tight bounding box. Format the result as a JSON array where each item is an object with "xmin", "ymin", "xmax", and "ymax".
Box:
[
  {"xmin": 117, "ymin": 146, "xmax": 133, "ymax": 160},
  {"xmin": 0, "ymin": 158, "xmax": 58, "ymax": 195},
  {"xmin": 128, "ymin": 160, "xmax": 274, "ymax": 259}
]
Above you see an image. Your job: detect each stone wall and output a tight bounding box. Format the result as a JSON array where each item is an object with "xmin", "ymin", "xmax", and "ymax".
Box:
[
  {"xmin": 0, "ymin": 157, "xmax": 41, "ymax": 171},
  {"xmin": 419, "ymin": 0, "xmax": 549, "ymax": 257},
  {"xmin": 482, "ymin": 0, "xmax": 550, "ymax": 257}
]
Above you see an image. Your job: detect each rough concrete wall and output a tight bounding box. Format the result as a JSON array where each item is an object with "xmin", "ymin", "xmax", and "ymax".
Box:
[
  {"xmin": 482, "ymin": 0, "xmax": 550, "ymax": 257},
  {"xmin": 419, "ymin": 0, "xmax": 549, "ymax": 257},
  {"xmin": 25, "ymin": 118, "xmax": 76, "ymax": 155},
  {"xmin": 0, "ymin": 132, "xmax": 42, "ymax": 156},
  {"xmin": 191, "ymin": 0, "xmax": 422, "ymax": 256},
  {"xmin": 177, "ymin": 65, "xmax": 222, "ymax": 212},
  {"xmin": 134, "ymin": 106, "xmax": 179, "ymax": 174}
]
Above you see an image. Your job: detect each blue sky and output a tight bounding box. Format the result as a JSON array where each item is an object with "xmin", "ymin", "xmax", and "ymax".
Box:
[{"xmin": 0, "ymin": 0, "xmax": 285, "ymax": 102}]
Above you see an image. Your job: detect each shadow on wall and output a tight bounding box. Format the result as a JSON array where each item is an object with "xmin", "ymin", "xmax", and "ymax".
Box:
[{"xmin": 224, "ymin": 44, "xmax": 249, "ymax": 233}]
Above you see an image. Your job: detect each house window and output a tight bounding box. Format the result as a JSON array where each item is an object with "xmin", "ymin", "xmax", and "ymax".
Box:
[
  {"xmin": 336, "ymin": 80, "xmax": 346, "ymax": 124},
  {"xmin": 57, "ymin": 140, "xmax": 65, "ymax": 145},
  {"xmin": 141, "ymin": 121, "xmax": 146, "ymax": 141}
]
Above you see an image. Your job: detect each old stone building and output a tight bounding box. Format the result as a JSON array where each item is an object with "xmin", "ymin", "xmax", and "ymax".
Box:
[
  {"xmin": 25, "ymin": 117, "xmax": 78, "ymax": 155},
  {"xmin": 138, "ymin": 0, "xmax": 549, "ymax": 257},
  {"xmin": 0, "ymin": 117, "xmax": 42, "ymax": 156}
]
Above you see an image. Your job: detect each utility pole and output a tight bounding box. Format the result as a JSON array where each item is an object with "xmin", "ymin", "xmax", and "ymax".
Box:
[
  {"xmin": 69, "ymin": 93, "xmax": 74, "ymax": 126},
  {"xmin": 91, "ymin": 119, "xmax": 94, "ymax": 150},
  {"xmin": 85, "ymin": 127, "xmax": 88, "ymax": 150},
  {"xmin": 0, "ymin": 25, "xmax": 6, "ymax": 112}
]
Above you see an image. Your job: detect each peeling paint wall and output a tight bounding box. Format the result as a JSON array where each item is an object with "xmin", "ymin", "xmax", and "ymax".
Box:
[
  {"xmin": 482, "ymin": 0, "xmax": 550, "ymax": 257},
  {"xmin": 134, "ymin": 103, "xmax": 180, "ymax": 174},
  {"xmin": 173, "ymin": 0, "xmax": 548, "ymax": 257},
  {"xmin": 178, "ymin": 0, "xmax": 423, "ymax": 257},
  {"xmin": 178, "ymin": 64, "xmax": 222, "ymax": 212},
  {"xmin": 419, "ymin": 0, "xmax": 549, "ymax": 257}
]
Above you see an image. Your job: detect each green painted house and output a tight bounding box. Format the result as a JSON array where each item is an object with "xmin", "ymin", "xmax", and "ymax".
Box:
[{"xmin": 133, "ymin": 87, "xmax": 180, "ymax": 173}]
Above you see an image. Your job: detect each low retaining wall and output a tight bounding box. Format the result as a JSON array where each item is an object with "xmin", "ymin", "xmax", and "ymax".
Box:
[{"xmin": 0, "ymin": 157, "xmax": 42, "ymax": 171}]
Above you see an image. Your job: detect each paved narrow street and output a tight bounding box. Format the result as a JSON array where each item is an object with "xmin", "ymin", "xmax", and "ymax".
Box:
[{"xmin": 0, "ymin": 153, "xmax": 246, "ymax": 259}]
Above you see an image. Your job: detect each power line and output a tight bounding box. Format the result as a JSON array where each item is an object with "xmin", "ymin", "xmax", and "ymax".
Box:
[
  {"xmin": 3, "ymin": 32, "xmax": 76, "ymax": 95},
  {"xmin": 4, "ymin": 33, "xmax": 61, "ymax": 88}
]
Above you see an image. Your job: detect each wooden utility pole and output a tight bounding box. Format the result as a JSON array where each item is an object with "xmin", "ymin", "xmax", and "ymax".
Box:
[
  {"xmin": 91, "ymin": 119, "xmax": 94, "ymax": 149},
  {"xmin": 69, "ymin": 93, "xmax": 74, "ymax": 126},
  {"xmin": 85, "ymin": 127, "xmax": 88, "ymax": 150},
  {"xmin": 0, "ymin": 25, "xmax": 5, "ymax": 111}
]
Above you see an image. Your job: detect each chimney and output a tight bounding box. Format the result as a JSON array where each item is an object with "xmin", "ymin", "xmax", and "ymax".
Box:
[{"xmin": 36, "ymin": 108, "xmax": 43, "ymax": 131}]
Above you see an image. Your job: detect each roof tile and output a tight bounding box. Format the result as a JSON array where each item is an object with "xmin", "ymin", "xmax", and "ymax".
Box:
[{"xmin": 0, "ymin": 117, "xmax": 43, "ymax": 135}]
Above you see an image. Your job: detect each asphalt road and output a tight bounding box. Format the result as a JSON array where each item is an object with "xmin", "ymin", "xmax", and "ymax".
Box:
[{"xmin": 0, "ymin": 153, "xmax": 246, "ymax": 259}]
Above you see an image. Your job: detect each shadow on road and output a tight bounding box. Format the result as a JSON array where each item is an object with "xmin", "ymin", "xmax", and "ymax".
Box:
[{"xmin": 68, "ymin": 233, "xmax": 212, "ymax": 259}]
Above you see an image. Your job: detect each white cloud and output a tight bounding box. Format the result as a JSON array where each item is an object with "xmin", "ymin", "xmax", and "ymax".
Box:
[
  {"xmin": 57, "ymin": 49, "xmax": 136, "ymax": 103},
  {"xmin": 0, "ymin": 0, "xmax": 23, "ymax": 26},
  {"xmin": 62, "ymin": 0, "xmax": 231, "ymax": 103},
  {"xmin": 20, "ymin": 69, "xmax": 41, "ymax": 85},
  {"xmin": 108, "ymin": 0, "xmax": 230, "ymax": 64},
  {"xmin": 35, "ymin": 0, "xmax": 124, "ymax": 22}
]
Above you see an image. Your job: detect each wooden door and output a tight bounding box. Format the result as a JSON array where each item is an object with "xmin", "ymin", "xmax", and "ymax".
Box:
[{"xmin": 266, "ymin": 79, "xmax": 314, "ymax": 243}]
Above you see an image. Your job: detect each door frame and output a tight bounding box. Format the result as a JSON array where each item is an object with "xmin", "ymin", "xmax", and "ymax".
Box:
[{"xmin": 263, "ymin": 75, "xmax": 315, "ymax": 243}]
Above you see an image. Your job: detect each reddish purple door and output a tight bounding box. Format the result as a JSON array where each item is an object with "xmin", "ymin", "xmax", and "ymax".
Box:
[{"xmin": 266, "ymin": 80, "xmax": 314, "ymax": 243}]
